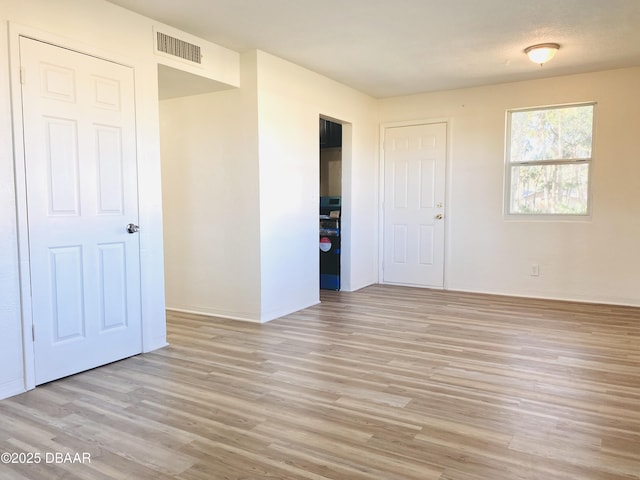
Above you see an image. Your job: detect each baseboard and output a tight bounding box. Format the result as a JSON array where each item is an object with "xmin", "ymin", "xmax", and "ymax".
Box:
[
  {"xmin": 142, "ymin": 341, "xmax": 169, "ymax": 353},
  {"xmin": 448, "ymin": 286, "xmax": 640, "ymax": 308},
  {"xmin": 260, "ymin": 299, "xmax": 320, "ymax": 323},
  {"xmin": 0, "ymin": 379, "xmax": 26, "ymax": 401},
  {"xmin": 339, "ymin": 280, "xmax": 377, "ymax": 293},
  {"xmin": 166, "ymin": 307, "xmax": 261, "ymax": 323}
]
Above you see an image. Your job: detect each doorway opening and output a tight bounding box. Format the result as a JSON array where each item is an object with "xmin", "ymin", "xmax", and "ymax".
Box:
[{"xmin": 319, "ymin": 117, "xmax": 342, "ymax": 290}]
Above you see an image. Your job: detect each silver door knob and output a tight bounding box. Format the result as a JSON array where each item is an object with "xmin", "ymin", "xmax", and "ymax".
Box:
[
  {"xmin": 435, "ymin": 214, "xmax": 443, "ymax": 220},
  {"xmin": 126, "ymin": 223, "xmax": 140, "ymax": 234}
]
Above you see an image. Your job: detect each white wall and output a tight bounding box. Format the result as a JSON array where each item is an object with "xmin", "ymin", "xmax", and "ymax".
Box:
[
  {"xmin": 0, "ymin": 19, "xmax": 23, "ymax": 398},
  {"xmin": 255, "ymin": 51, "xmax": 379, "ymax": 320},
  {"xmin": 160, "ymin": 50, "xmax": 379, "ymax": 323},
  {"xmin": 379, "ymin": 67, "xmax": 640, "ymax": 306},
  {"xmin": 0, "ymin": 0, "xmax": 238, "ymax": 399},
  {"xmin": 160, "ymin": 51, "xmax": 262, "ymax": 321}
]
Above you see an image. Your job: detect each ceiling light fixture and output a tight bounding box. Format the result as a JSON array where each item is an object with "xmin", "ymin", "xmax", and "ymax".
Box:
[{"xmin": 524, "ymin": 43, "xmax": 560, "ymax": 66}]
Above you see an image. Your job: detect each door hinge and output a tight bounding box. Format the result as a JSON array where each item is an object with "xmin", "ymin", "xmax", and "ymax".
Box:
[{"xmin": 20, "ymin": 67, "xmax": 25, "ymax": 85}]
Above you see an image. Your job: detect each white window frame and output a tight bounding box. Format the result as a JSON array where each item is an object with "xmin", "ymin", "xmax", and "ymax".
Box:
[{"xmin": 505, "ymin": 102, "xmax": 596, "ymax": 220}]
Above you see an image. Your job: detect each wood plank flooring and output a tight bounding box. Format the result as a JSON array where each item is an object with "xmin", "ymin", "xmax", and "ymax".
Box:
[{"xmin": 1, "ymin": 285, "xmax": 639, "ymax": 479}]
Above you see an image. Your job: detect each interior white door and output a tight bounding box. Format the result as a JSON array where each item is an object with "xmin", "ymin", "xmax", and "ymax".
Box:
[
  {"xmin": 382, "ymin": 123, "xmax": 447, "ymax": 287},
  {"xmin": 19, "ymin": 37, "xmax": 142, "ymax": 385}
]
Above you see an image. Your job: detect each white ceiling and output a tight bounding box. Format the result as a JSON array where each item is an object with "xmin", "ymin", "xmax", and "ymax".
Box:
[{"xmin": 108, "ymin": 0, "xmax": 640, "ymax": 98}]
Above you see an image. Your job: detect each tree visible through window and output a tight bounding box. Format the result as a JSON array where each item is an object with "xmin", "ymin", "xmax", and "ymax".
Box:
[{"xmin": 506, "ymin": 103, "xmax": 594, "ymax": 215}]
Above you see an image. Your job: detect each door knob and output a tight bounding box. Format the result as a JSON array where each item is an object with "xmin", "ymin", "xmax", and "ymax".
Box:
[
  {"xmin": 126, "ymin": 223, "xmax": 140, "ymax": 234},
  {"xmin": 435, "ymin": 214, "xmax": 443, "ymax": 220}
]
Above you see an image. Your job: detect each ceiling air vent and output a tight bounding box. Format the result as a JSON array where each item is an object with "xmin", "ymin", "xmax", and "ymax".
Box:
[{"xmin": 156, "ymin": 31, "xmax": 202, "ymax": 64}]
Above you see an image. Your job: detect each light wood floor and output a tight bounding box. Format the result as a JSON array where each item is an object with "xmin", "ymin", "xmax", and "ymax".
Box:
[{"xmin": 1, "ymin": 285, "xmax": 639, "ymax": 480}]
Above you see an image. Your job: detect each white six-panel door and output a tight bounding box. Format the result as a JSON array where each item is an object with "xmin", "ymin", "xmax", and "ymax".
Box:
[
  {"xmin": 383, "ymin": 123, "xmax": 447, "ymax": 287},
  {"xmin": 19, "ymin": 37, "xmax": 142, "ymax": 384}
]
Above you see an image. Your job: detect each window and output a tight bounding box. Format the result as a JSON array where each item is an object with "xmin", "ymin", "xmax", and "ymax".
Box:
[{"xmin": 506, "ymin": 103, "xmax": 595, "ymax": 216}]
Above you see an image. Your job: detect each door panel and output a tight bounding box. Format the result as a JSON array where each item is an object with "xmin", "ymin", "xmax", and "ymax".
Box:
[
  {"xmin": 20, "ymin": 37, "xmax": 142, "ymax": 385},
  {"xmin": 46, "ymin": 117, "xmax": 80, "ymax": 215},
  {"xmin": 49, "ymin": 246, "xmax": 85, "ymax": 341},
  {"xmin": 383, "ymin": 123, "xmax": 446, "ymax": 287},
  {"xmin": 97, "ymin": 242, "xmax": 128, "ymax": 331},
  {"xmin": 96, "ymin": 126, "xmax": 125, "ymax": 214},
  {"xmin": 393, "ymin": 161, "xmax": 409, "ymax": 208},
  {"xmin": 392, "ymin": 225, "xmax": 408, "ymax": 263},
  {"xmin": 419, "ymin": 225, "xmax": 435, "ymax": 265},
  {"xmin": 419, "ymin": 159, "xmax": 436, "ymax": 208}
]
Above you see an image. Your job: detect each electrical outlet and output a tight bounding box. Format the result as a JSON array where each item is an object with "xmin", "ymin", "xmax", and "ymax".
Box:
[{"xmin": 530, "ymin": 264, "xmax": 539, "ymax": 276}]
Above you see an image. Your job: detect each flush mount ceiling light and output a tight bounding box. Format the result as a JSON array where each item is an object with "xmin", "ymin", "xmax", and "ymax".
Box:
[{"xmin": 524, "ymin": 43, "xmax": 560, "ymax": 65}]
